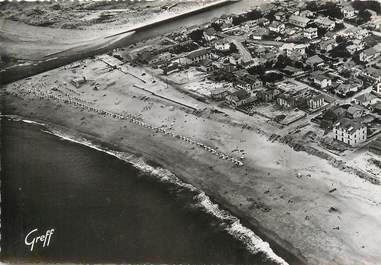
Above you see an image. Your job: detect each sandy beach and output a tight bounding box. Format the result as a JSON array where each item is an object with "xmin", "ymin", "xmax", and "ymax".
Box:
[
  {"xmin": 2, "ymin": 54, "xmax": 381, "ymax": 265},
  {"xmin": 2, "ymin": 0, "xmax": 381, "ymax": 263}
]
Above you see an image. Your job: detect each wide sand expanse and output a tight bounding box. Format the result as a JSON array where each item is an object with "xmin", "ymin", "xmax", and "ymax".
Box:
[{"xmin": 2, "ymin": 57, "xmax": 381, "ymax": 265}]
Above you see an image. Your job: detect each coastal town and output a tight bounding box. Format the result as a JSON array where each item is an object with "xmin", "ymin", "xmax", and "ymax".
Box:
[
  {"xmin": 107, "ymin": 0, "xmax": 381, "ymax": 180},
  {"xmin": 2, "ymin": 0, "xmax": 381, "ymax": 265}
]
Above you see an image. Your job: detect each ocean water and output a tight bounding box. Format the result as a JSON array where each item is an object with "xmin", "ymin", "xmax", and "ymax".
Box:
[{"xmin": 1, "ymin": 118, "xmax": 279, "ymax": 264}]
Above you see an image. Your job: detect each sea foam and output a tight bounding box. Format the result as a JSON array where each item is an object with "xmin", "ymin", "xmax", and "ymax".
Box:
[{"xmin": 13, "ymin": 117, "xmax": 289, "ymax": 265}]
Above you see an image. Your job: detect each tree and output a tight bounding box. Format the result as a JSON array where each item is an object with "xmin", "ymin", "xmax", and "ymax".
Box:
[
  {"xmin": 189, "ymin": 29, "xmax": 204, "ymax": 42},
  {"xmin": 352, "ymin": 0, "xmax": 381, "ymax": 14}
]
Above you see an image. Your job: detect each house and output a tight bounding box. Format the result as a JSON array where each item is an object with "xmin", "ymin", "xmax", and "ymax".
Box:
[
  {"xmin": 300, "ymin": 10, "xmax": 315, "ymax": 18},
  {"xmin": 346, "ymin": 40, "xmax": 365, "ymax": 54},
  {"xmin": 280, "ymin": 43, "xmax": 306, "ymax": 58},
  {"xmin": 340, "ymin": 27, "xmax": 369, "ymax": 40},
  {"xmin": 335, "ymin": 81, "xmax": 362, "ymax": 97},
  {"xmin": 149, "ymin": 52, "xmax": 172, "ymax": 65},
  {"xmin": 276, "ymin": 90, "xmax": 300, "ymax": 109},
  {"xmin": 71, "ymin": 76, "xmax": 87, "ymax": 88},
  {"xmin": 289, "ymin": 15, "xmax": 310, "ymax": 28},
  {"xmin": 342, "ymin": 5, "xmax": 356, "ymax": 19},
  {"xmin": 346, "ymin": 105, "xmax": 365, "ymax": 119},
  {"xmin": 306, "ymin": 55, "xmax": 324, "ymax": 68},
  {"xmin": 307, "ymin": 94, "xmax": 325, "ymax": 109},
  {"xmin": 359, "ymin": 47, "xmax": 381, "ymax": 62},
  {"xmin": 225, "ymin": 89, "xmax": 254, "ymax": 107},
  {"xmin": 311, "ymin": 71, "xmax": 332, "ymax": 88},
  {"xmin": 372, "ymin": 101, "xmax": 381, "ymax": 114},
  {"xmin": 251, "ymin": 27, "xmax": 269, "ymax": 40},
  {"xmin": 258, "ymin": 88, "xmax": 280, "ymax": 102},
  {"xmin": 321, "ymin": 105, "xmax": 346, "ymax": 129},
  {"xmin": 369, "ymin": 136, "xmax": 381, "ymax": 155},
  {"xmin": 319, "ymin": 39, "xmax": 337, "ymax": 52},
  {"xmin": 269, "ymin": 21, "xmax": 285, "ymax": 33},
  {"xmin": 333, "ymin": 118, "xmax": 367, "ymax": 146},
  {"xmin": 257, "ymin": 18, "xmax": 270, "ymax": 27},
  {"xmin": 181, "ymin": 47, "xmax": 212, "ymax": 65},
  {"xmin": 353, "ymin": 93, "xmax": 379, "ymax": 108},
  {"xmin": 274, "ymin": 11, "xmax": 286, "ymax": 21},
  {"xmin": 211, "ymin": 87, "xmax": 229, "ymax": 100},
  {"xmin": 282, "ymin": 65, "xmax": 304, "ymax": 77},
  {"xmin": 214, "ymin": 41, "xmax": 231, "ymax": 52},
  {"xmin": 203, "ymin": 28, "xmax": 217, "ymax": 42},
  {"xmin": 304, "ymin": 27, "xmax": 318, "ymax": 39},
  {"xmin": 221, "ymin": 61, "xmax": 236, "ymax": 72},
  {"xmin": 234, "ymin": 70, "xmax": 262, "ymax": 91},
  {"xmin": 375, "ymin": 81, "xmax": 381, "ymax": 93},
  {"xmin": 361, "ymin": 67, "xmax": 381, "ymax": 83},
  {"xmin": 315, "ymin": 16, "xmax": 336, "ymax": 31}
]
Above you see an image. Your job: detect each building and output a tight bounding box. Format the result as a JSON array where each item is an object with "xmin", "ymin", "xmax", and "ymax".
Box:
[
  {"xmin": 306, "ymin": 55, "xmax": 324, "ymax": 68},
  {"xmin": 300, "ymin": 10, "xmax": 315, "ymax": 18},
  {"xmin": 311, "ymin": 71, "xmax": 332, "ymax": 88},
  {"xmin": 342, "ymin": 5, "xmax": 356, "ymax": 19},
  {"xmin": 276, "ymin": 91, "xmax": 299, "ymax": 109},
  {"xmin": 234, "ymin": 70, "xmax": 262, "ymax": 91},
  {"xmin": 304, "ymin": 27, "xmax": 318, "ymax": 39},
  {"xmin": 346, "ymin": 40, "xmax": 365, "ymax": 54},
  {"xmin": 307, "ymin": 94, "xmax": 324, "ymax": 109},
  {"xmin": 269, "ymin": 21, "xmax": 285, "ymax": 33},
  {"xmin": 214, "ymin": 41, "xmax": 231, "ymax": 52},
  {"xmin": 346, "ymin": 106, "xmax": 365, "ymax": 119},
  {"xmin": 369, "ymin": 136, "xmax": 381, "ymax": 155},
  {"xmin": 181, "ymin": 47, "xmax": 212, "ymax": 65},
  {"xmin": 361, "ymin": 67, "xmax": 381, "ymax": 83},
  {"xmin": 319, "ymin": 39, "xmax": 337, "ymax": 52},
  {"xmin": 203, "ymin": 28, "xmax": 217, "ymax": 42},
  {"xmin": 334, "ymin": 81, "xmax": 362, "ymax": 97},
  {"xmin": 353, "ymin": 93, "xmax": 379, "ymax": 108},
  {"xmin": 372, "ymin": 101, "xmax": 381, "ymax": 114},
  {"xmin": 359, "ymin": 47, "xmax": 381, "ymax": 62},
  {"xmin": 71, "ymin": 76, "xmax": 87, "ymax": 88},
  {"xmin": 149, "ymin": 52, "xmax": 172, "ymax": 65},
  {"xmin": 340, "ymin": 27, "xmax": 369, "ymax": 40},
  {"xmin": 333, "ymin": 118, "xmax": 367, "ymax": 146},
  {"xmin": 251, "ymin": 27, "xmax": 269, "ymax": 40},
  {"xmin": 257, "ymin": 18, "xmax": 270, "ymax": 27},
  {"xmin": 274, "ymin": 11, "xmax": 286, "ymax": 21},
  {"xmin": 375, "ymin": 81, "xmax": 381, "ymax": 94},
  {"xmin": 321, "ymin": 105, "xmax": 346, "ymax": 129},
  {"xmin": 225, "ymin": 89, "xmax": 254, "ymax": 107},
  {"xmin": 315, "ymin": 16, "xmax": 335, "ymax": 31},
  {"xmin": 280, "ymin": 43, "xmax": 306, "ymax": 56},
  {"xmin": 282, "ymin": 66, "xmax": 304, "ymax": 77},
  {"xmin": 211, "ymin": 87, "xmax": 229, "ymax": 100},
  {"xmin": 289, "ymin": 15, "xmax": 310, "ymax": 28},
  {"xmin": 258, "ymin": 88, "xmax": 280, "ymax": 102}
]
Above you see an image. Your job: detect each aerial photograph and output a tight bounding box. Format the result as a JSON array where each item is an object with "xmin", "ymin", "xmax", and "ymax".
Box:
[{"xmin": 1, "ymin": 0, "xmax": 381, "ymax": 264}]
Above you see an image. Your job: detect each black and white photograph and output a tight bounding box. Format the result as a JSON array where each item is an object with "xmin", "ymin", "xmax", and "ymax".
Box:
[{"xmin": 1, "ymin": 0, "xmax": 381, "ymax": 264}]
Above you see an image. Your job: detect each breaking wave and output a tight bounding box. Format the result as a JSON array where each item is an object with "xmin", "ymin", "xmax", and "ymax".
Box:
[{"xmin": 11, "ymin": 116, "xmax": 289, "ymax": 265}]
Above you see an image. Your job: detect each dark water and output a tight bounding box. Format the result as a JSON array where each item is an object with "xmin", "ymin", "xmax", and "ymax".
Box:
[{"xmin": 0, "ymin": 119, "xmax": 275, "ymax": 264}]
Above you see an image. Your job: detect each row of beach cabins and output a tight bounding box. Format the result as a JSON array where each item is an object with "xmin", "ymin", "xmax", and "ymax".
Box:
[{"xmin": 8, "ymin": 83, "xmax": 244, "ymax": 167}]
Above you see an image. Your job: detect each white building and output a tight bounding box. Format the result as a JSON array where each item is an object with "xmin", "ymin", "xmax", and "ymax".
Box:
[
  {"xmin": 304, "ymin": 27, "xmax": 318, "ymax": 39},
  {"xmin": 333, "ymin": 118, "xmax": 367, "ymax": 146},
  {"xmin": 289, "ymin": 15, "xmax": 310, "ymax": 28},
  {"xmin": 315, "ymin": 16, "xmax": 336, "ymax": 31},
  {"xmin": 214, "ymin": 41, "xmax": 231, "ymax": 52},
  {"xmin": 269, "ymin": 21, "xmax": 285, "ymax": 33}
]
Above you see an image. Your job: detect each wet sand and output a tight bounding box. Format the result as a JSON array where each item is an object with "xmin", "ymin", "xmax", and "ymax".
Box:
[{"xmin": 2, "ymin": 80, "xmax": 381, "ymax": 265}]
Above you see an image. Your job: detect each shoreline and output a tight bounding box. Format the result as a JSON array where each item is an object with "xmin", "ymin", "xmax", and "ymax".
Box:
[
  {"xmin": 0, "ymin": 111, "xmax": 305, "ymax": 265},
  {"xmin": 3, "ymin": 68, "xmax": 381, "ymax": 264}
]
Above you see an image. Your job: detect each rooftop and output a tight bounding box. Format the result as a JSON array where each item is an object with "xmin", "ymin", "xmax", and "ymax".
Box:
[
  {"xmin": 289, "ymin": 15, "xmax": 310, "ymax": 24},
  {"xmin": 334, "ymin": 118, "xmax": 366, "ymax": 132}
]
